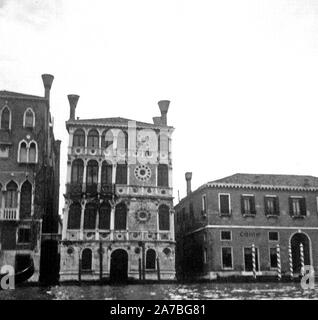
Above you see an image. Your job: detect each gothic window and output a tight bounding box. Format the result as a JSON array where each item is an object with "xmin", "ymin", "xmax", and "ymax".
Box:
[
  {"xmin": 71, "ymin": 159, "xmax": 84, "ymax": 184},
  {"xmin": 117, "ymin": 130, "xmax": 128, "ymax": 154},
  {"xmin": 81, "ymin": 248, "xmax": 92, "ymax": 271},
  {"xmin": 115, "ymin": 164, "xmax": 127, "ymax": 184},
  {"xmin": 101, "ymin": 161, "xmax": 112, "ymax": 185},
  {"xmin": 146, "ymin": 249, "xmax": 156, "ymax": 269},
  {"xmin": 23, "ymin": 108, "xmax": 35, "ymax": 128},
  {"xmin": 68, "ymin": 202, "xmax": 81, "ymax": 229},
  {"xmin": 84, "ymin": 203, "xmax": 97, "ymax": 230},
  {"xmin": 29, "ymin": 142, "xmax": 37, "ymax": 163},
  {"xmin": 0, "ymin": 106, "xmax": 11, "ymax": 130},
  {"xmin": 99, "ymin": 202, "xmax": 111, "ymax": 230},
  {"xmin": 158, "ymin": 204, "xmax": 170, "ymax": 231},
  {"xmin": 73, "ymin": 129, "xmax": 85, "ymax": 147},
  {"xmin": 158, "ymin": 164, "xmax": 168, "ymax": 187},
  {"xmin": 20, "ymin": 181, "xmax": 32, "ymax": 219},
  {"xmin": 114, "ymin": 202, "xmax": 127, "ymax": 230},
  {"xmin": 5, "ymin": 181, "xmax": 18, "ymax": 208},
  {"xmin": 102, "ymin": 130, "xmax": 114, "ymax": 149},
  {"xmin": 86, "ymin": 160, "xmax": 98, "ymax": 186},
  {"xmin": 87, "ymin": 129, "xmax": 99, "ymax": 148},
  {"xmin": 18, "ymin": 141, "xmax": 28, "ymax": 163}
]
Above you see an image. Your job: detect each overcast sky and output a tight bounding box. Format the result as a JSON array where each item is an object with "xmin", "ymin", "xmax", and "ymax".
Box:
[{"xmin": 1, "ymin": 0, "xmax": 318, "ymax": 207}]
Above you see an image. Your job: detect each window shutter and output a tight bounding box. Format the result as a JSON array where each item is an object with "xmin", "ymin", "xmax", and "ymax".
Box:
[
  {"xmin": 300, "ymin": 198, "xmax": 307, "ymax": 216},
  {"xmin": 264, "ymin": 197, "xmax": 268, "ymax": 215},
  {"xmin": 251, "ymin": 196, "xmax": 256, "ymax": 215},
  {"xmin": 241, "ymin": 196, "xmax": 245, "ymax": 214},
  {"xmin": 289, "ymin": 197, "xmax": 293, "ymax": 216},
  {"xmin": 275, "ymin": 197, "xmax": 280, "ymax": 215}
]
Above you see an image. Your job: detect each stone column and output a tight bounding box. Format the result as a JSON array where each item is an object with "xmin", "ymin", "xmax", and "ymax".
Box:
[
  {"xmin": 80, "ymin": 200, "xmax": 86, "ymax": 240},
  {"xmin": 82, "ymin": 160, "xmax": 87, "ymax": 192},
  {"xmin": 62, "ymin": 203, "xmax": 69, "ymax": 240},
  {"xmin": 16, "ymin": 190, "xmax": 21, "ymax": 220},
  {"xmin": 110, "ymin": 203, "xmax": 115, "ymax": 241},
  {"xmin": 170, "ymin": 208, "xmax": 175, "ymax": 241}
]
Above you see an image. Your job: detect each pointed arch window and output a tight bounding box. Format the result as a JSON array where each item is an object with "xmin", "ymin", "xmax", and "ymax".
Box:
[
  {"xmin": 99, "ymin": 202, "xmax": 111, "ymax": 230},
  {"xmin": 146, "ymin": 249, "xmax": 156, "ymax": 269},
  {"xmin": 71, "ymin": 159, "xmax": 84, "ymax": 184},
  {"xmin": 5, "ymin": 181, "xmax": 18, "ymax": 208},
  {"xmin": 102, "ymin": 130, "xmax": 114, "ymax": 149},
  {"xmin": 68, "ymin": 202, "xmax": 81, "ymax": 229},
  {"xmin": 23, "ymin": 108, "xmax": 35, "ymax": 128},
  {"xmin": 81, "ymin": 248, "xmax": 92, "ymax": 271},
  {"xmin": 115, "ymin": 202, "xmax": 127, "ymax": 230},
  {"xmin": 101, "ymin": 161, "xmax": 112, "ymax": 185},
  {"xmin": 86, "ymin": 160, "xmax": 99, "ymax": 186},
  {"xmin": 159, "ymin": 204, "xmax": 170, "ymax": 231},
  {"xmin": 0, "ymin": 106, "xmax": 11, "ymax": 130},
  {"xmin": 18, "ymin": 140, "xmax": 38, "ymax": 163},
  {"xmin": 18, "ymin": 141, "xmax": 28, "ymax": 163},
  {"xmin": 29, "ymin": 142, "xmax": 37, "ymax": 163},
  {"xmin": 73, "ymin": 129, "xmax": 85, "ymax": 147},
  {"xmin": 87, "ymin": 129, "xmax": 99, "ymax": 148},
  {"xmin": 84, "ymin": 203, "xmax": 97, "ymax": 230},
  {"xmin": 20, "ymin": 181, "xmax": 32, "ymax": 219}
]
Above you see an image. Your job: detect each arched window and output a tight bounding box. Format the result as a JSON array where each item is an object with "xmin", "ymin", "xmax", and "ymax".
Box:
[
  {"xmin": 68, "ymin": 202, "xmax": 81, "ymax": 229},
  {"xmin": 114, "ymin": 202, "xmax": 127, "ymax": 230},
  {"xmin": 0, "ymin": 107, "xmax": 11, "ymax": 130},
  {"xmin": 158, "ymin": 164, "xmax": 169, "ymax": 187},
  {"xmin": 29, "ymin": 142, "xmax": 37, "ymax": 163},
  {"xmin": 117, "ymin": 130, "xmax": 128, "ymax": 152},
  {"xmin": 101, "ymin": 161, "xmax": 112, "ymax": 185},
  {"xmin": 84, "ymin": 203, "xmax": 97, "ymax": 230},
  {"xmin": 20, "ymin": 181, "xmax": 32, "ymax": 218},
  {"xmin": 81, "ymin": 248, "xmax": 92, "ymax": 271},
  {"xmin": 115, "ymin": 164, "xmax": 127, "ymax": 185},
  {"xmin": 18, "ymin": 141, "xmax": 28, "ymax": 163},
  {"xmin": 71, "ymin": 159, "xmax": 84, "ymax": 184},
  {"xmin": 73, "ymin": 129, "xmax": 85, "ymax": 147},
  {"xmin": 99, "ymin": 202, "xmax": 111, "ymax": 229},
  {"xmin": 86, "ymin": 160, "xmax": 98, "ymax": 186},
  {"xmin": 87, "ymin": 129, "xmax": 99, "ymax": 148},
  {"xmin": 146, "ymin": 249, "xmax": 156, "ymax": 269},
  {"xmin": 23, "ymin": 108, "xmax": 35, "ymax": 128},
  {"xmin": 5, "ymin": 181, "xmax": 18, "ymax": 208},
  {"xmin": 158, "ymin": 204, "xmax": 170, "ymax": 231},
  {"xmin": 102, "ymin": 130, "xmax": 114, "ymax": 149}
]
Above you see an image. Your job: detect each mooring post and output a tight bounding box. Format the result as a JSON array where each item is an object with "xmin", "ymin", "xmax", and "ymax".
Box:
[
  {"xmin": 138, "ymin": 257, "xmax": 142, "ymax": 280},
  {"xmin": 156, "ymin": 257, "xmax": 161, "ymax": 282},
  {"xmin": 78, "ymin": 258, "xmax": 82, "ymax": 285},
  {"xmin": 99, "ymin": 241, "xmax": 103, "ymax": 282},
  {"xmin": 142, "ymin": 244, "xmax": 146, "ymax": 281}
]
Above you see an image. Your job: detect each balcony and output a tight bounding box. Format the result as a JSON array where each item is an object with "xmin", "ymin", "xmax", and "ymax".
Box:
[
  {"xmin": 66, "ymin": 183, "xmax": 83, "ymax": 196},
  {"xmin": 0, "ymin": 208, "xmax": 18, "ymax": 221}
]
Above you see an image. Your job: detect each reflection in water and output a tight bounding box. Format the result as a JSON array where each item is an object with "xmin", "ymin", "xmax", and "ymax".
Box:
[{"xmin": 0, "ymin": 283, "xmax": 317, "ymax": 300}]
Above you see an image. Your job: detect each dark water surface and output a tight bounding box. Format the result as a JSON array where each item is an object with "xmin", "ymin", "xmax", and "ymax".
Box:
[{"xmin": 0, "ymin": 283, "xmax": 317, "ymax": 300}]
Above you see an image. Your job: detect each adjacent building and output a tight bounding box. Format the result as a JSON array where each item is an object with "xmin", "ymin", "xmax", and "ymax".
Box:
[
  {"xmin": 175, "ymin": 173, "xmax": 318, "ymax": 280},
  {"xmin": 60, "ymin": 96, "xmax": 175, "ymax": 282},
  {"xmin": 0, "ymin": 75, "xmax": 61, "ymax": 283}
]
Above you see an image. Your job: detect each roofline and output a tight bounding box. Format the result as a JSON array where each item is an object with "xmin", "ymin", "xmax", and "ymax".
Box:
[
  {"xmin": 0, "ymin": 94, "xmax": 46, "ymax": 101},
  {"xmin": 65, "ymin": 119, "xmax": 175, "ymax": 131},
  {"xmin": 175, "ymin": 182, "xmax": 318, "ymax": 208}
]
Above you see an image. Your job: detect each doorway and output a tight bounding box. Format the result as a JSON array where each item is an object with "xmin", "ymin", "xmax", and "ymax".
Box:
[
  {"xmin": 110, "ymin": 249, "xmax": 128, "ymax": 282},
  {"xmin": 290, "ymin": 233, "xmax": 311, "ymax": 274}
]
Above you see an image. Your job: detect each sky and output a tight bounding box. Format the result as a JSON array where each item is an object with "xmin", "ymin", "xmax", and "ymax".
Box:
[{"xmin": 1, "ymin": 0, "xmax": 318, "ymax": 208}]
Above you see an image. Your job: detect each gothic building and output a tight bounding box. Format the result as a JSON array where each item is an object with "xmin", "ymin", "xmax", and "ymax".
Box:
[
  {"xmin": 0, "ymin": 74, "xmax": 61, "ymax": 283},
  {"xmin": 175, "ymin": 173, "xmax": 318, "ymax": 280},
  {"xmin": 60, "ymin": 96, "xmax": 175, "ymax": 282}
]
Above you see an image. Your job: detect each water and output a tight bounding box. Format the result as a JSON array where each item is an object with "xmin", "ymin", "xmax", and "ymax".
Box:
[{"xmin": 0, "ymin": 282, "xmax": 317, "ymax": 300}]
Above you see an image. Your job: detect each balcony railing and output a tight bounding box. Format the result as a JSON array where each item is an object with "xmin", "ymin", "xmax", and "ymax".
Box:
[
  {"xmin": 65, "ymin": 229, "xmax": 173, "ymax": 241},
  {"xmin": 0, "ymin": 208, "xmax": 18, "ymax": 221}
]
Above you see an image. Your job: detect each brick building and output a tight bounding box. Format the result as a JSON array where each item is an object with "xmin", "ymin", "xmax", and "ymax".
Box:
[
  {"xmin": 175, "ymin": 173, "xmax": 318, "ymax": 280},
  {"xmin": 0, "ymin": 74, "xmax": 61, "ymax": 283},
  {"xmin": 59, "ymin": 96, "xmax": 175, "ymax": 282}
]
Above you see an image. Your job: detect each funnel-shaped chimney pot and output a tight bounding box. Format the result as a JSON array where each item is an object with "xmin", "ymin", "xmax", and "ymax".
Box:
[
  {"xmin": 41, "ymin": 74, "xmax": 54, "ymax": 100},
  {"xmin": 158, "ymin": 100, "xmax": 170, "ymax": 126},
  {"xmin": 68, "ymin": 94, "xmax": 80, "ymax": 120},
  {"xmin": 185, "ymin": 172, "xmax": 192, "ymax": 195}
]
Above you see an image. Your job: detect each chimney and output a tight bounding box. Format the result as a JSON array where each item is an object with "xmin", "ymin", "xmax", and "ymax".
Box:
[
  {"xmin": 68, "ymin": 94, "xmax": 80, "ymax": 120},
  {"xmin": 152, "ymin": 116, "xmax": 162, "ymax": 125},
  {"xmin": 185, "ymin": 172, "xmax": 192, "ymax": 195},
  {"xmin": 41, "ymin": 74, "xmax": 54, "ymax": 100},
  {"xmin": 158, "ymin": 100, "xmax": 170, "ymax": 126}
]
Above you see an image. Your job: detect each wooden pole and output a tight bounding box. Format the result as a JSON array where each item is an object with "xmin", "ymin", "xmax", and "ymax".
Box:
[
  {"xmin": 99, "ymin": 242, "xmax": 103, "ymax": 282},
  {"xmin": 276, "ymin": 244, "xmax": 282, "ymax": 281},
  {"xmin": 78, "ymin": 258, "xmax": 82, "ymax": 285},
  {"xmin": 156, "ymin": 257, "xmax": 161, "ymax": 282},
  {"xmin": 138, "ymin": 258, "xmax": 142, "ymax": 280},
  {"xmin": 142, "ymin": 244, "xmax": 145, "ymax": 281},
  {"xmin": 300, "ymin": 243, "xmax": 305, "ymax": 277},
  {"xmin": 288, "ymin": 244, "xmax": 294, "ymax": 279},
  {"xmin": 252, "ymin": 244, "xmax": 257, "ymax": 280}
]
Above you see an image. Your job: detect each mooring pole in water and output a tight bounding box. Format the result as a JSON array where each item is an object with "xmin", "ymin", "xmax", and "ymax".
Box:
[
  {"xmin": 252, "ymin": 244, "xmax": 257, "ymax": 280},
  {"xmin": 288, "ymin": 244, "xmax": 294, "ymax": 279},
  {"xmin": 156, "ymin": 257, "xmax": 160, "ymax": 282},
  {"xmin": 276, "ymin": 244, "xmax": 282, "ymax": 281},
  {"xmin": 78, "ymin": 257, "xmax": 82, "ymax": 285},
  {"xmin": 142, "ymin": 243, "xmax": 146, "ymax": 281},
  {"xmin": 300, "ymin": 243, "xmax": 305, "ymax": 277},
  {"xmin": 138, "ymin": 258, "xmax": 142, "ymax": 280},
  {"xmin": 99, "ymin": 241, "xmax": 103, "ymax": 282}
]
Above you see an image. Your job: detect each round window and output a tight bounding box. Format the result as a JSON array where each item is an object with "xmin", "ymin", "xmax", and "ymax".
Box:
[
  {"xmin": 134, "ymin": 165, "xmax": 151, "ymax": 182},
  {"xmin": 135, "ymin": 209, "xmax": 151, "ymax": 222}
]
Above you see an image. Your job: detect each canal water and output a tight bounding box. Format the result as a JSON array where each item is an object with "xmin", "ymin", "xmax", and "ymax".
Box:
[{"xmin": 0, "ymin": 282, "xmax": 317, "ymax": 299}]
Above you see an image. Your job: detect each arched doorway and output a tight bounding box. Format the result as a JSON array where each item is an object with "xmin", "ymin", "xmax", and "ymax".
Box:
[
  {"xmin": 110, "ymin": 249, "xmax": 128, "ymax": 282},
  {"xmin": 290, "ymin": 232, "xmax": 311, "ymax": 274}
]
